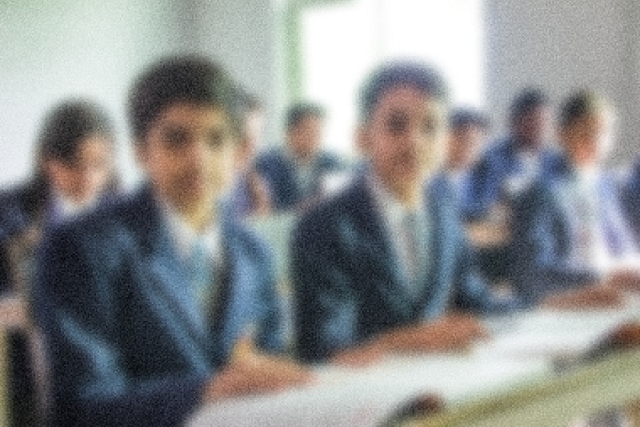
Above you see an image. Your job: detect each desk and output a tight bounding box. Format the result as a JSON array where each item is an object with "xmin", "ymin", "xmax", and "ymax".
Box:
[
  {"xmin": 408, "ymin": 348, "xmax": 640, "ymax": 427},
  {"xmin": 188, "ymin": 306, "xmax": 640, "ymax": 427}
]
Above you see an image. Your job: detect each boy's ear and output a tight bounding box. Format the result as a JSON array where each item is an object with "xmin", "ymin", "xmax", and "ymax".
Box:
[
  {"xmin": 234, "ymin": 136, "xmax": 253, "ymax": 168},
  {"xmin": 134, "ymin": 141, "xmax": 148, "ymax": 168},
  {"xmin": 355, "ymin": 124, "xmax": 370, "ymax": 156}
]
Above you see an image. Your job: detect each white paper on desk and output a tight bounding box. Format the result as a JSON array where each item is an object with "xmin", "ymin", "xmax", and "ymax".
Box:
[
  {"xmin": 477, "ymin": 308, "xmax": 639, "ymax": 359},
  {"xmin": 187, "ymin": 355, "xmax": 550, "ymax": 427}
]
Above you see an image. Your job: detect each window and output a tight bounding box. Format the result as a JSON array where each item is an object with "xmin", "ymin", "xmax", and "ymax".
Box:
[{"xmin": 300, "ymin": 0, "xmax": 485, "ymax": 156}]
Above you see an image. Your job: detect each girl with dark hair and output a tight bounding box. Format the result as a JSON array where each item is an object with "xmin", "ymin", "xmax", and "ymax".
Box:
[
  {"xmin": 0, "ymin": 98, "xmax": 118, "ymax": 292},
  {"xmin": 0, "ymin": 98, "xmax": 119, "ymax": 426}
]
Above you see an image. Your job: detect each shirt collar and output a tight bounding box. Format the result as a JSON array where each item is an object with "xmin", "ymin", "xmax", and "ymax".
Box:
[
  {"xmin": 156, "ymin": 196, "xmax": 221, "ymax": 261},
  {"xmin": 368, "ymin": 174, "xmax": 425, "ymax": 227},
  {"xmin": 51, "ymin": 189, "xmax": 98, "ymax": 221}
]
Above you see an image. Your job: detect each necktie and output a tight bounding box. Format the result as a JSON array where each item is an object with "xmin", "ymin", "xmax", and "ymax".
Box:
[
  {"xmin": 189, "ymin": 239, "xmax": 215, "ymax": 315},
  {"xmin": 401, "ymin": 211, "xmax": 421, "ymax": 284},
  {"xmin": 573, "ymin": 184, "xmax": 601, "ymax": 267}
]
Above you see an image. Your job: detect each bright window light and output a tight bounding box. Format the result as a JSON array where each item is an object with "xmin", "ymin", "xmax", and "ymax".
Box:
[{"xmin": 301, "ymin": 0, "xmax": 485, "ymax": 156}]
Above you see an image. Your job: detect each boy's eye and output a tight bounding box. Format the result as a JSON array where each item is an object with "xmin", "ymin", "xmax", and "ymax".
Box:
[
  {"xmin": 163, "ymin": 128, "xmax": 189, "ymax": 149},
  {"xmin": 387, "ymin": 114, "xmax": 408, "ymax": 136},
  {"xmin": 207, "ymin": 129, "xmax": 230, "ymax": 148},
  {"xmin": 422, "ymin": 118, "xmax": 439, "ymax": 135}
]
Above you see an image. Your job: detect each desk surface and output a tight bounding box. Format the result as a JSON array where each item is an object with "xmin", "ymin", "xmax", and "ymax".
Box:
[
  {"xmin": 408, "ymin": 348, "xmax": 640, "ymax": 427},
  {"xmin": 188, "ymin": 305, "xmax": 640, "ymax": 427}
]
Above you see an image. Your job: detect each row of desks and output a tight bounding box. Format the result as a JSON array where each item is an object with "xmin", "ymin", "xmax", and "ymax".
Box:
[{"xmin": 189, "ymin": 305, "xmax": 640, "ymax": 426}]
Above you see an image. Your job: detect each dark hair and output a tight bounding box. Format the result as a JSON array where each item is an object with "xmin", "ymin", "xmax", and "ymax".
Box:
[
  {"xmin": 37, "ymin": 99, "xmax": 114, "ymax": 164},
  {"xmin": 28, "ymin": 99, "xmax": 116, "ymax": 211},
  {"xmin": 358, "ymin": 60, "xmax": 449, "ymax": 123},
  {"xmin": 559, "ymin": 89, "xmax": 610, "ymax": 129},
  {"xmin": 509, "ymin": 87, "xmax": 549, "ymax": 124},
  {"xmin": 128, "ymin": 55, "xmax": 242, "ymax": 142},
  {"xmin": 449, "ymin": 107, "xmax": 490, "ymax": 130},
  {"xmin": 238, "ymin": 89, "xmax": 263, "ymax": 114},
  {"xmin": 286, "ymin": 102, "xmax": 325, "ymax": 131}
]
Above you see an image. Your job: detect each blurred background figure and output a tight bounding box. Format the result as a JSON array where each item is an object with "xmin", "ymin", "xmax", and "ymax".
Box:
[
  {"xmin": 0, "ymin": 98, "xmax": 118, "ymax": 426},
  {"xmin": 429, "ymin": 107, "xmax": 514, "ymax": 290},
  {"xmin": 510, "ymin": 89, "xmax": 640, "ymax": 308},
  {"xmin": 431, "ymin": 107, "xmax": 490, "ymax": 214},
  {"xmin": 255, "ymin": 101, "xmax": 348, "ymax": 212},
  {"xmin": 466, "ymin": 87, "xmax": 559, "ymax": 221},
  {"xmin": 621, "ymin": 156, "xmax": 640, "ymax": 246},
  {"xmin": 463, "ymin": 88, "xmax": 560, "ymax": 287},
  {"xmin": 0, "ymin": 99, "xmax": 118, "ymax": 294},
  {"xmin": 228, "ymin": 91, "xmax": 273, "ymax": 218}
]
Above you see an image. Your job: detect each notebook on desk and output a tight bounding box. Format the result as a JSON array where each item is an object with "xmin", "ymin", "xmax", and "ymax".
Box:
[{"xmin": 187, "ymin": 353, "xmax": 551, "ymax": 427}]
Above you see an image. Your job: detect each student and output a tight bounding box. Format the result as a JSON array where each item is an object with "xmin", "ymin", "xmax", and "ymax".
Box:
[
  {"xmin": 292, "ymin": 61, "xmax": 516, "ymax": 364},
  {"xmin": 255, "ymin": 102, "xmax": 346, "ymax": 211},
  {"xmin": 0, "ymin": 99, "xmax": 118, "ymax": 294},
  {"xmin": 465, "ymin": 88, "xmax": 560, "ymax": 221},
  {"xmin": 33, "ymin": 56, "xmax": 311, "ymax": 427},
  {"xmin": 227, "ymin": 91, "xmax": 272, "ymax": 218},
  {"xmin": 430, "ymin": 107, "xmax": 490, "ymax": 213},
  {"xmin": 510, "ymin": 89, "xmax": 640, "ymax": 306},
  {"xmin": 621, "ymin": 157, "xmax": 640, "ymax": 245},
  {"xmin": 0, "ymin": 98, "xmax": 118, "ymax": 427},
  {"xmin": 430, "ymin": 108, "xmax": 513, "ymax": 284}
]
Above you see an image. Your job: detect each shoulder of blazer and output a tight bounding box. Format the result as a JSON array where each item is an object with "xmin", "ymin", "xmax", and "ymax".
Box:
[
  {"xmin": 0, "ymin": 183, "xmax": 44, "ymax": 241},
  {"xmin": 256, "ymin": 148, "xmax": 289, "ymax": 170},
  {"xmin": 43, "ymin": 186, "xmax": 159, "ymax": 265},
  {"xmin": 221, "ymin": 210, "xmax": 271, "ymax": 269},
  {"xmin": 294, "ymin": 178, "xmax": 372, "ymax": 242}
]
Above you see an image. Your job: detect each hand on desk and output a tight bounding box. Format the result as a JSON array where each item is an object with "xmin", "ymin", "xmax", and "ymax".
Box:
[
  {"xmin": 0, "ymin": 294, "xmax": 27, "ymax": 329},
  {"xmin": 202, "ymin": 338, "xmax": 315, "ymax": 402},
  {"xmin": 542, "ymin": 283, "xmax": 625, "ymax": 310},
  {"xmin": 376, "ymin": 313, "xmax": 488, "ymax": 354},
  {"xmin": 604, "ymin": 269, "xmax": 640, "ymax": 293},
  {"xmin": 331, "ymin": 341, "xmax": 388, "ymax": 367},
  {"xmin": 328, "ymin": 315, "xmax": 488, "ymax": 367}
]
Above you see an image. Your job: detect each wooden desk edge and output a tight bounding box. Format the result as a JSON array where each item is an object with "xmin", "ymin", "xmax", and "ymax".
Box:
[{"xmin": 400, "ymin": 349, "xmax": 640, "ymax": 427}]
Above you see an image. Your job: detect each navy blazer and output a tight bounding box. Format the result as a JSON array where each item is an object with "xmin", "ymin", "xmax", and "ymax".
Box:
[
  {"xmin": 465, "ymin": 137, "xmax": 562, "ymax": 220},
  {"xmin": 622, "ymin": 159, "xmax": 640, "ymax": 245},
  {"xmin": 255, "ymin": 147, "xmax": 346, "ymax": 211},
  {"xmin": 0, "ymin": 182, "xmax": 117, "ymax": 293},
  {"xmin": 292, "ymin": 177, "xmax": 515, "ymax": 363},
  {"xmin": 510, "ymin": 157, "xmax": 638, "ymax": 305},
  {"xmin": 33, "ymin": 186, "xmax": 282, "ymax": 427},
  {"xmin": 0, "ymin": 183, "xmax": 46, "ymax": 293},
  {"xmin": 428, "ymin": 171, "xmax": 471, "ymax": 218}
]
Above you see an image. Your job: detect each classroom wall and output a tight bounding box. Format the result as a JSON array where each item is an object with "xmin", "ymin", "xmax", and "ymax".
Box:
[
  {"xmin": 485, "ymin": 0, "xmax": 640, "ymax": 163},
  {"xmin": 0, "ymin": 0, "xmax": 198, "ymax": 187},
  {"xmin": 191, "ymin": 0, "xmax": 283, "ymax": 146},
  {"xmin": 1, "ymin": 0, "xmax": 639, "ymax": 188}
]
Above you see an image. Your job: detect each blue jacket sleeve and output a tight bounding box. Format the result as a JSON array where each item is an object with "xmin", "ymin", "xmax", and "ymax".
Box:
[
  {"xmin": 34, "ymin": 226, "xmax": 209, "ymax": 427},
  {"xmin": 452, "ymin": 223, "xmax": 523, "ymax": 314},
  {"xmin": 291, "ymin": 213, "xmax": 359, "ymax": 363},
  {"xmin": 509, "ymin": 184, "xmax": 600, "ymax": 306}
]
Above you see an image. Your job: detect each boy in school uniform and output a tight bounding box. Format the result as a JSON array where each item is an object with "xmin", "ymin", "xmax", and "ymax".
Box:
[
  {"xmin": 34, "ymin": 56, "xmax": 311, "ymax": 427},
  {"xmin": 292, "ymin": 61, "xmax": 516, "ymax": 364},
  {"xmin": 255, "ymin": 102, "xmax": 347, "ymax": 211},
  {"xmin": 510, "ymin": 89, "xmax": 640, "ymax": 307}
]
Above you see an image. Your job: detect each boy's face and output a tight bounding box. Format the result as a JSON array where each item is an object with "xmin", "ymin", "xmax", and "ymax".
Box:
[
  {"xmin": 136, "ymin": 102, "xmax": 237, "ymax": 215},
  {"xmin": 359, "ymin": 85, "xmax": 447, "ymax": 195},
  {"xmin": 288, "ymin": 115, "xmax": 323, "ymax": 162},
  {"xmin": 513, "ymin": 105, "xmax": 552, "ymax": 149},
  {"xmin": 447, "ymin": 124, "xmax": 486, "ymax": 170},
  {"xmin": 561, "ymin": 111, "xmax": 614, "ymax": 167},
  {"xmin": 45, "ymin": 134, "xmax": 113, "ymax": 205}
]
